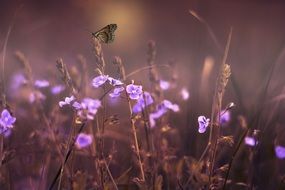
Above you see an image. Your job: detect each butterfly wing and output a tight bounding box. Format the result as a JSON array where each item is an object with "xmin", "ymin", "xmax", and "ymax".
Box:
[{"xmin": 92, "ymin": 24, "xmax": 117, "ymax": 43}]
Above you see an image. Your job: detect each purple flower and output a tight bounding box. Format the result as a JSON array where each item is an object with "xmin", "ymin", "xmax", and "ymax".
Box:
[
  {"xmin": 75, "ymin": 133, "xmax": 93, "ymax": 149},
  {"xmin": 133, "ymin": 92, "xmax": 154, "ymax": 113},
  {"xmin": 9, "ymin": 73, "xmax": 27, "ymax": 91},
  {"xmin": 0, "ymin": 109, "xmax": 16, "ymax": 133},
  {"xmin": 72, "ymin": 101, "xmax": 82, "ymax": 110},
  {"xmin": 149, "ymin": 108, "xmax": 168, "ymax": 128},
  {"xmin": 51, "ymin": 85, "xmax": 65, "ymax": 95},
  {"xmin": 75, "ymin": 98, "xmax": 101, "ymax": 120},
  {"xmin": 29, "ymin": 91, "xmax": 46, "ymax": 103},
  {"xmin": 34, "ymin": 80, "xmax": 50, "ymax": 88},
  {"xmin": 275, "ymin": 145, "xmax": 285, "ymax": 159},
  {"xmin": 81, "ymin": 98, "xmax": 101, "ymax": 114},
  {"xmin": 220, "ymin": 110, "xmax": 230, "ymax": 125},
  {"xmin": 198, "ymin": 116, "xmax": 210, "ymax": 133},
  {"xmin": 180, "ymin": 88, "xmax": 190, "ymax": 100},
  {"xmin": 244, "ymin": 136, "xmax": 257, "ymax": 146},
  {"xmin": 148, "ymin": 100, "xmax": 178, "ymax": 128},
  {"xmin": 108, "ymin": 77, "xmax": 124, "ymax": 86},
  {"xmin": 126, "ymin": 84, "xmax": 143, "ymax": 100},
  {"xmin": 59, "ymin": 95, "xmax": 75, "ymax": 107},
  {"xmin": 109, "ymin": 87, "xmax": 125, "ymax": 98},
  {"xmin": 159, "ymin": 80, "xmax": 170, "ymax": 90},
  {"xmin": 92, "ymin": 75, "xmax": 109, "ymax": 88},
  {"xmin": 162, "ymin": 100, "xmax": 180, "ymax": 112}
]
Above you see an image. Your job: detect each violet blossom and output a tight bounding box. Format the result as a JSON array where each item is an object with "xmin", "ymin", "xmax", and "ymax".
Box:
[
  {"xmin": 275, "ymin": 145, "xmax": 285, "ymax": 159},
  {"xmin": 220, "ymin": 110, "xmax": 231, "ymax": 125},
  {"xmin": 159, "ymin": 80, "xmax": 170, "ymax": 90},
  {"xmin": 149, "ymin": 100, "xmax": 179, "ymax": 128},
  {"xmin": 75, "ymin": 133, "xmax": 93, "ymax": 149},
  {"xmin": 59, "ymin": 95, "xmax": 75, "ymax": 107},
  {"xmin": 51, "ymin": 85, "xmax": 65, "ymax": 95},
  {"xmin": 198, "ymin": 116, "xmax": 210, "ymax": 133},
  {"xmin": 244, "ymin": 136, "xmax": 257, "ymax": 147},
  {"xmin": 109, "ymin": 86, "xmax": 125, "ymax": 98},
  {"xmin": 74, "ymin": 98, "xmax": 101, "ymax": 120},
  {"xmin": 132, "ymin": 92, "xmax": 154, "ymax": 113},
  {"xmin": 126, "ymin": 83, "xmax": 143, "ymax": 100},
  {"xmin": 34, "ymin": 80, "xmax": 50, "ymax": 88},
  {"xmin": 180, "ymin": 88, "xmax": 190, "ymax": 100},
  {"xmin": 92, "ymin": 75, "xmax": 109, "ymax": 88},
  {"xmin": 108, "ymin": 77, "xmax": 124, "ymax": 86},
  {"xmin": 0, "ymin": 109, "xmax": 16, "ymax": 134}
]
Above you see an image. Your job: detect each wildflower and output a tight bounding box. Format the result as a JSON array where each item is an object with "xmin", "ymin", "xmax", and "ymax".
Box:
[
  {"xmin": 244, "ymin": 136, "xmax": 257, "ymax": 147},
  {"xmin": 275, "ymin": 145, "xmax": 285, "ymax": 159},
  {"xmin": 92, "ymin": 75, "xmax": 109, "ymax": 88},
  {"xmin": 75, "ymin": 133, "xmax": 93, "ymax": 149},
  {"xmin": 81, "ymin": 98, "xmax": 101, "ymax": 114},
  {"xmin": 29, "ymin": 91, "xmax": 46, "ymax": 103},
  {"xmin": 220, "ymin": 110, "xmax": 230, "ymax": 125},
  {"xmin": 159, "ymin": 80, "xmax": 170, "ymax": 90},
  {"xmin": 149, "ymin": 100, "xmax": 179, "ymax": 128},
  {"xmin": 149, "ymin": 108, "xmax": 167, "ymax": 128},
  {"xmin": 59, "ymin": 95, "xmax": 75, "ymax": 107},
  {"xmin": 51, "ymin": 85, "xmax": 65, "ymax": 94},
  {"xmin": 10, "ymin": 73, "xmax": 27, "ymax": 91},
  {"xmin": 180, "ymin": 88, "xmax": 189, "ymax": 100},
  {"xmin": 109, "ymin": 86, "xmax": 125, "ymax": 98},
  {"xmin": 72, "ymin": 101, "xmax": 82, "ymax": 110},
  {"xmin": 108, "ymin": 77, "xmax": 124, "ymax": 86},
  {"xmin": 34, "ymin": 80, "xmax": 50, "ymax": 88},
  {"xmin": 198, "ymin": 116, "xmax": 210, "ymax": 133},
  {"xmin": 0, "ymin": 109, "xmax": 16, "ymax": 133},
  {"xmin": 75, "ymin": 98, "xmax": 101, "ymax": 120},
  {"xmin": 1, "ymin": 129, "xmax": 12, "ymax": 137},
  {"xmin": 132, "ymin": 92, "xmax": 154, "ymax": 113},
  {"xmin": 126, "ymin": 83, "xmax": 143, "ymax": 100},
  {"xmin": 162, "ymin": 100, "xmax": 180, "ymax": 112}
]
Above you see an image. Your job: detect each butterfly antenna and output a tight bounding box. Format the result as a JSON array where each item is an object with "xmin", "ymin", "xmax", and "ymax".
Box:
[{"xmin": 83, "ymin": 28, "xmax": 95, "ymax": 36}]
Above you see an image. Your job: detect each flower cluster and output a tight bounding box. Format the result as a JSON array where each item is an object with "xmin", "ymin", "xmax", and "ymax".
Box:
[
  {"xmin": 59, "ymin": 95, "xmax": 101, "ymax": 121},
  {"xmin": 73, "ymin": 98, "xmax": 101, "ymax": 120}
]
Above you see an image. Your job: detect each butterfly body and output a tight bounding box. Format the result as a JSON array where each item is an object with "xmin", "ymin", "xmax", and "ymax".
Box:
[{"xmin": 92, "ymin": 24, "xmax": 117, "ymax": 43}]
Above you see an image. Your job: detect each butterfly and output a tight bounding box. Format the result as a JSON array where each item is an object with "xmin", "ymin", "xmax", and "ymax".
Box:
[{"xmin": 92, "ymin": 24, "xmax": 117, "ymax": 43}]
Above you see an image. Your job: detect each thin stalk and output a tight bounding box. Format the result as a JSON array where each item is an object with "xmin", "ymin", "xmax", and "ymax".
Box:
[
  {"xmin": 209, "ymin": 28, "xmax": 232, "ymax": 181},
  {"xmin": 125, "ymin": 90, "xmax": 145, "ymax": 181},
  {"xmin": 103, "ymin": 159, "xmax": 119, "ymax": 190},
  {"xmin": 49, "ymin": 122, "xmax": 86, "ymax": 190},
  {"xmin": 125, "ymin": 65, "xmax": 170, "ymax": 79},
  {"xmin": 57, "ymin": 113, "xmax": 77, "ymax": 190}
]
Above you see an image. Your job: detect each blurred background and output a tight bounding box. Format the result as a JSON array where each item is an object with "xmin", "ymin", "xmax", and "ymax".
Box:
[{"xmin": 1, "ymin": 0, "xmax": 285, "ymax": 105}]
